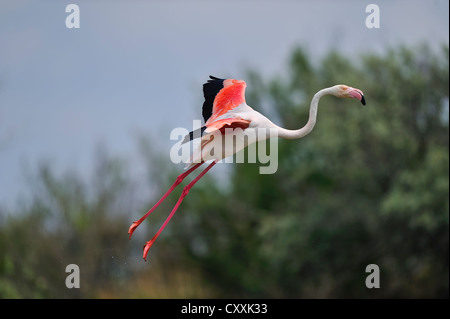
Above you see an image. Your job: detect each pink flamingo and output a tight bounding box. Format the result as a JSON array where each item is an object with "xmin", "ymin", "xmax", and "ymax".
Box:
[{"xmin": 129, "ymin": 75, "xmax": 366, "ymax": 261}]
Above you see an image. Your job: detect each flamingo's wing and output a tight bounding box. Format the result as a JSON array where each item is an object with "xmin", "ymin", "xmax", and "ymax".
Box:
[
  {"xmin": 182, "ymin": 118, "xmax": 250, "ymax": 144},
  {"xmin": 203, "ymin": 75, "xmax": 247, "ymax": 125},
  {"xmin": 202, "ymin": 75, "xmax": 225, "ymax": 123},
  {"xmin": 183, "ymin": 75, "xmax": 249, "ymax": 144},
  {"xmin": 204, "ymin": 118, "xmax": 250, "ymax": 134}
]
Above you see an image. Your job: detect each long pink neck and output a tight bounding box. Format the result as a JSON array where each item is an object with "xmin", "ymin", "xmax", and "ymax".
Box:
[{"xmin": 275, "ymin": 87, "xmax": 333, "ymax": 139}]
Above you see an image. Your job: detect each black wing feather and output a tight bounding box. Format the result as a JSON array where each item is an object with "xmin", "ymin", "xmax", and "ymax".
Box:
[
  {"xmin": 183, "ymin": 76, "xmax": 225, "ymax": 144},
  {"xmin": 202, "ymin": 75, "xmax": 225, "ymax": 123},
  {"xmin": 181, "ymin": 126, "xmax": 207, "ymax": 144}
]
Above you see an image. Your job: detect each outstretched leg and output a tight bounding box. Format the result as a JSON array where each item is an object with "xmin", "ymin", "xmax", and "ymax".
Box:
[
  {"xmin": 142, "ymin": 160, "xmax": 217, "ymax": 261},
  {"xmin": 128, "ymin": 162, "xmax": 204, "ymax": 239}
]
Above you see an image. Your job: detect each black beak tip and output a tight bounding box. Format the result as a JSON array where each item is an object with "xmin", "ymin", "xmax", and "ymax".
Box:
[{"xmin": 361, "ymin": 95, "xmax": 366, "ymax": 106}]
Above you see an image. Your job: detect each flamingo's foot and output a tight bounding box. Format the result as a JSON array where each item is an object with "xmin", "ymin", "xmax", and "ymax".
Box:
[
  {"xmin": 143, "ymin": 239, "xmax": 155, "ymax": 261},
  {"xmin": 128, "ymin": 221, "xmax": 140, "ymax": 239}
]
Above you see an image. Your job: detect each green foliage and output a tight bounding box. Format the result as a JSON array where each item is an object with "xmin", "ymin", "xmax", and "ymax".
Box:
[{"xmin": 0, "ymin": 151, "xmax": 133, "ymax": 298}]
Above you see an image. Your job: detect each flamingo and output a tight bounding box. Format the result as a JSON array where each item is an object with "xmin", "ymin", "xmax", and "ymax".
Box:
[{"xmin": 129, "ymin": 75, "xmax": 366, "ymax": 261}]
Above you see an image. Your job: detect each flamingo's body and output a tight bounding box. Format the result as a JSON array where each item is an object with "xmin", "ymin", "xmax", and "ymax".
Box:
[{"xmin": 129, "ymin": 76, "xmax": 366, "ymax": 261}]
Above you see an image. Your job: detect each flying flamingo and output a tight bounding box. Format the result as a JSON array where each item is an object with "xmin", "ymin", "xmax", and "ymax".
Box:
[{"xmin": 129, "ymin": 75, "xmax": 366, "ymax": 261}]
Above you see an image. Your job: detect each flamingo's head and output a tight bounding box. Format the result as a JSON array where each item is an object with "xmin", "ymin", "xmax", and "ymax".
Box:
[{"xmin": 333, "ymin": 85, "xmax": 366, "ymax": 105}]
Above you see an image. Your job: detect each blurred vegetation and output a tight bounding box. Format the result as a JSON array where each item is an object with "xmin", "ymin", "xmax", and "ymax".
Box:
[{"xmin": 0, "ymin": 44, "xmax": 448, "ymax": 298}]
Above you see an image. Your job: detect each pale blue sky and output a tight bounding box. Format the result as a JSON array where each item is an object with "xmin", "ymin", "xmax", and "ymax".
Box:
[{"xmin": 0, "ymin": 0, "xmax": 449, "ymax": 210}]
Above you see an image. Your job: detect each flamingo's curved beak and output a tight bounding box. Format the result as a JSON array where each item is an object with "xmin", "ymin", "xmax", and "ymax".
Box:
[{"xmin": 348, "ymin": 87, "xmax": 366, "ymax": 105}]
